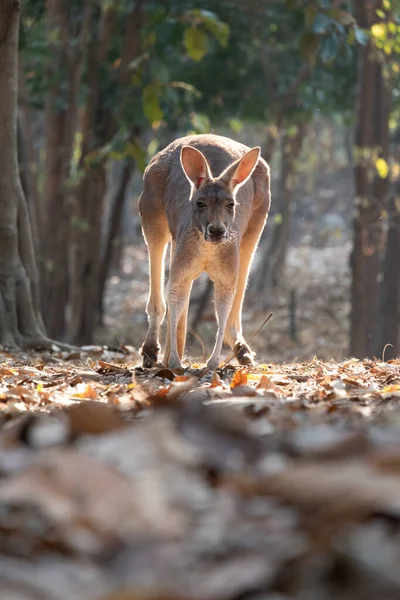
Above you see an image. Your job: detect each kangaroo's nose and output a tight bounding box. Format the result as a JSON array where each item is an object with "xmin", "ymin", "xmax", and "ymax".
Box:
[{"xmin": 207, "ymin": 224, "xmax": 226, "ymax": 239}]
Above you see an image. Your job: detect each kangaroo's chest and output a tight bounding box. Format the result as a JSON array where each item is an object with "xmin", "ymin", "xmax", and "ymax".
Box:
[{"xmin": 172, "ymin": 230, "xmax": 238, "ymax": 285}]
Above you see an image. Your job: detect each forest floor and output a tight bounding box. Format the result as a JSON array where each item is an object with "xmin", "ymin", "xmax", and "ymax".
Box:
[{"xmin": 1, "ymin": 241, "xmax": 400, "ymax": 600}]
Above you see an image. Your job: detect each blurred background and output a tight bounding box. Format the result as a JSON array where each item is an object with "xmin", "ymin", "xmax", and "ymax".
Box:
[{"xmin": 19, "ymin": 0, "xmax": 400, "ymax": 362}]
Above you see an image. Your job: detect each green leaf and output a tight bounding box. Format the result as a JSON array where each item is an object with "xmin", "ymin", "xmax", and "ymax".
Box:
[
  {"xmin": 187, "ymin": 9, "xmax": 229, "ymax": 47},
  {"xmin": 333, "ymin": 11, "xmax": 355, "ymax": 26},
  {"xmin": 312, "ymin": 14, "xmax": 333, "ymax": 34},
  {"xmin": 184, "ymin": 27, "xmax": 209, "ymax": 62},
  {"xmin": 125, "ymin": 138, "xmax": 147, "ymax": 173},
  {"xmin": 354, "ymin": 27, "xmax": 369, "ymax": 45},
  {"xmin": 274, "ymin": 213, "xmax": 283, "ymax": 225},
  {"xmin": 142, "ymin": 83, "xmax": 163, "ymax": 124},
  {"xmin": 147, "ymin": 139, "xmax": 159, "ymax": 159},
  {"xmin": 371, "ymin": 23, "xmax": 387, "ymax": 39},
  {"xmin": 229, "ymin": 118, "xmax": 243, "ymax": 133},
  {"xmin": 347, "ymin": 28, "xmax": 356, "ymax": 45},
  {"xmin": 376, "ymin": 157, "xmax": 389, "ymax": 178},
  {"xmin": 320, "ymin": 35, "xmax": 338, "ymax": 63},
  {"xmin": 201, "ymin": 16, "xmax": 229, "ymax": 47},
  {"xmin": 190, "ymin": 112, "xmax": 211, "ymax": 133}
]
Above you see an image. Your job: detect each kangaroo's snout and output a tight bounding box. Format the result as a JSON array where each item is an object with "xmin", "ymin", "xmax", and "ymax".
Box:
[{"xmin": 205, "ymin": 223, "xmax": 227, "ymax": 243}]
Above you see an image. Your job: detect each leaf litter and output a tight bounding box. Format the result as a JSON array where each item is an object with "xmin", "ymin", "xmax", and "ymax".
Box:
[{"xmin": 0, "ymin": 348, "xmax": 399, "ymax": 599}]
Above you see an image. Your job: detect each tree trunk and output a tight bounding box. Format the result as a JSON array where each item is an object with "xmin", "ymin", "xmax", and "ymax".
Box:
[
  {"xmin": 38, "ymin": 0, "xmax": 95, "ymax": 340},
  {"xmin": 255, "ymin": 123, "xmax": 306, "ymax": 297},
  {"xmin": 39, "ymin": 0, "xmax": 70, "ymax": 339},
  {"xmin": 379, "ymin": 176, "xmax": 400, "ymax": 359},
  {"xmin": 17, "ymin": 62, "xmax": 39, "ymax": 253},
  {"xmin": 350, "ymin": 1, "xmax": 391, "ymax": 358},
  {"xmin": 97, "ymin": 158, "xmax": 135, "ymax": 323},
  {"xmin": 69, "ymin": 1, "xmax": 143, "ymax": 344},
  {"xmin": 69, "ymin": 164, "xmax": 107, "ymax": 344},
  {"xmin": 0, "ymin": 0, "xmax": 49, "ymax": 349}
]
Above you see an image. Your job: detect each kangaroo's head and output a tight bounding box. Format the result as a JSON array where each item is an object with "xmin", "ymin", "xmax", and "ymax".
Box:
[{"xmin": 180, "ymin": 145, "xmax": 261, "ymax": 244}]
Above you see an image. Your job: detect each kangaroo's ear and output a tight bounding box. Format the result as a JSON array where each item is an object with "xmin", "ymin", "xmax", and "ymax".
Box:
[
  {"xmin": 180, "ymin": 146, "xmax": 212, "ymax": 190},
  {"xmin": 219, "ymin": 147, "xmax": 261, "ymax": 190}
]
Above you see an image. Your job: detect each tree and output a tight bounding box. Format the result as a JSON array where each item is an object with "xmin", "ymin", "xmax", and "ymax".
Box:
[
  {"xmin": 177, "ymin": 0, "xmax": 358, "ymax": 307},
  {"xmin": 0, "ymin": 0, "xmax": 49, "ymax": 349},
  {"xmin": 20, "ymin": 0, "xmax": 230, "ymax": 345},
  {"xmin": 350, "ymin": 0, "xmax": 393, "ymax": 358}
]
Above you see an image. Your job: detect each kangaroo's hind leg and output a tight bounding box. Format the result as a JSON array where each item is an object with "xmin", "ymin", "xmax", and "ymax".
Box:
[
  {"xmin": 224, "ymin": 208, "xmax": 268, "ymax": 365},
  {"xmin": 139, "ymin": 190, "xmax": 170, "ymax": 368},
  {"xmin": 163, "ymin": 242, "xmax": 193, "ymax": 366}
]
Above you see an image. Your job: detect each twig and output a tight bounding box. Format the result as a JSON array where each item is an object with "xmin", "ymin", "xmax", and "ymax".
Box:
[
  {"xmin": 188, "ymin": 328, "xmax": 206, "ymax": 365},
  {"xmin": 382, "ymin": 343, "xmax": 393, "ymax": 362},
  {"xmin": 220, "ymin": 312, "xmax": 274, "ymax": 370}
]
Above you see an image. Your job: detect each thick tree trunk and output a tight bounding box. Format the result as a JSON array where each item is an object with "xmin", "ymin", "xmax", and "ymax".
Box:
[
  {"xmin": 97, "ymin": 158, "xmax": 135, "ymax": 323},
  {"xmin": 0, "ymin": 0, "xmax": 49, "ymax": 349},
  {"xmin": 350, "ymin": 1, "xmax": 391, "ymax": 358},
  {"xmin": 379, "ymin": 177, "xmax": 400, "ymax": 359},
  {"xmin": 255, "ymin": 123, "xmax": 306, "ymax": 297}
]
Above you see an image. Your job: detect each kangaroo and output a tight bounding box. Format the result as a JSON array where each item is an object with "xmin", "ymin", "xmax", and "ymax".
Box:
[{"xmin": 139, "ymin": 133, "xmax": 271, "ymax": 370}]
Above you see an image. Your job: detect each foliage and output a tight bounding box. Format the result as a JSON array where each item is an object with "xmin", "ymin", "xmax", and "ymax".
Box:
[{"xmin": 19, "ymin": 0, "xmax": 368, "ymax": 168}]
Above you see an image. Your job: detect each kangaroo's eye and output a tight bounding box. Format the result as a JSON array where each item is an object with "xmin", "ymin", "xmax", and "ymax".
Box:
[
  {"xmin": 227, "ymin": 202, "xmax": 235, "ymax": 209},
  {"xmin": 196, "ymin": 201, "xmax": 206, "ymax": 209}
]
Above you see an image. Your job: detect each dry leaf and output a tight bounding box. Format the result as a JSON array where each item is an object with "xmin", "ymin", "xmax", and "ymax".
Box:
[
  {"xmin": 383, "ymin": 384, "xmax": 400, "ymax": 394},
  {"xmin": 72, "ymin": 383, "xmax": 98, "ymax": 399},
  {"xmin": 153, "ymin": 368, "xmax": 176, "ymax": 381},
  {"xmin": 230, "ymin": 368, "xmax": 248, "ymax": 389},
  {"xmin": 256, "ymin": 375, "xmax": 281, "ymax": 394},
  {"xmin": 66, "ymin": 401, "xmax": 126, "ymax": 435},
  {"xmin": 97, "ymin": 361, "xmax": 131, "ymax": 375},
  {"xmin": 210, "ymin": 372, "xmax": 224, "ymax": 388}
]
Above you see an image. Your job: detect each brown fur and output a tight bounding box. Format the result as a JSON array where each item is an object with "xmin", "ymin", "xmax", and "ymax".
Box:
[{"xmin": 139, "ymin": 133, "xmax": 271, "ymax": 370}]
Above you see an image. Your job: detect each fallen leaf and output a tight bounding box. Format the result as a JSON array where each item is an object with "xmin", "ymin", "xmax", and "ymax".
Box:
[
  {"xmin": 72, "ymin": 383, "xmax": 99, "ymax": 399},
  {"xmin": 230, "ymin": 368, "xmax": 248, "ymax": 389},
  {"xmin": 210, "ymin": 372, "xmax": 224, "ymax": 388},
  {"xmin": 256, "ymin": 375, "xmax": 281, "ymax": 394},
  {"xmin": 97, "ymin": 361, "xmax": 131, "ymax": 376},
  {"xmin": 66, "ymin": 401, "xmax": 126, "ymax": 435},
  {"xmin": 383, "ymin": 384, "xmax": 400, "ymax": 394},
  {"xmin": 153, "ymin": 368, "xmax": 176, "ymax": 381}
]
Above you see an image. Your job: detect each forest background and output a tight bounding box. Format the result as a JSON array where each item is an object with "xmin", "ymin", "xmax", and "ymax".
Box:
[{"xmin": 5, "ymin": 0, "xmax": 400, "ymax": 363}]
